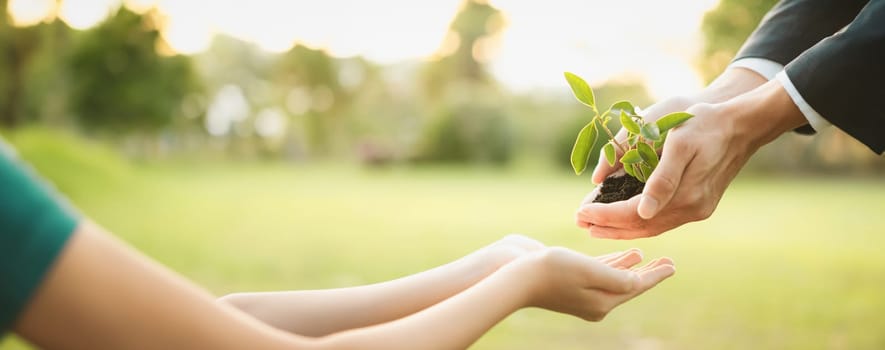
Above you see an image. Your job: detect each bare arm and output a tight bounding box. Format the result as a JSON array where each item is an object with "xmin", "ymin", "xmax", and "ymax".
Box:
[
  {"xmin": 14, "ymin": 221, "xmax": 304, "ymax": 349},
  {"xmin": 13, "ymin": 222, "xmax": 673, "ymax": 349},
  {"xmin": 219, "ymin": 235, "xmax": 545, "ymax": 336},
  {"xmin": 317, "ymin": 248, "xmax": 675, "ymax": 350}
]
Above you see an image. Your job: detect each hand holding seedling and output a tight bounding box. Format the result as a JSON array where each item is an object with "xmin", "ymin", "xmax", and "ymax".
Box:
[
  {"xmin": 571, "ymin": 71, "xmax": 808, "ymax": 239},
  {"xmin": 564, "ymin": 72, "xmax": 695, "ymax": 184}
]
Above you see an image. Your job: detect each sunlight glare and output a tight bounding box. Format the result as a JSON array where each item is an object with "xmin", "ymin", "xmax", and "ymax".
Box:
[
  {"xmin": 8, "ymin": 0, "xmax": 56, "ymax": 26},
  {"xmin": 155, "ymin": 1, "xmax": 212, "ymax": 54},
  {"xmin": 43, "ymin": 0, "xmax": 722, "ymax": 96},
  {"xmin": 59, "ymin": 0, "xmax": 117, "ymax": 30},
  {"xmin": 124, "ymin": 0, "xmax": 158, "ymax": 14},
  {"xmin": 488, "ymin": 0, "xmax": 720, "ymax": 97}
]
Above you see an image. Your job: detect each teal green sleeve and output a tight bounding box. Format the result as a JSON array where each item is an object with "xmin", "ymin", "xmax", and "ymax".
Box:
[{"xmin": 0, "ymin": 141, "xmax": 79, "ymax": 332}]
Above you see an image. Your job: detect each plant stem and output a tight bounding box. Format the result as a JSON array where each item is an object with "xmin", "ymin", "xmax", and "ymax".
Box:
[{"xmin": 597, "ymin": 118, "xmax": 627, "ymax": 154}]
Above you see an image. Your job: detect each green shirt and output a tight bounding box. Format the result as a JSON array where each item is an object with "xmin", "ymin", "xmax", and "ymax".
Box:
[{"xmin": 0, "ymin": 140, "xmax": 79, "ymax": 332}]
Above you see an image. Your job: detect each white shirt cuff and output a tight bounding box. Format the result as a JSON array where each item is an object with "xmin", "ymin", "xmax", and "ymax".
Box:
[
  {"xmin": 729, "ymin": 57, "xmax": 784, "ymax": 81},
  {"xmin": 775, "ymin": 71, "xmax": 831, "ymax": 132}
]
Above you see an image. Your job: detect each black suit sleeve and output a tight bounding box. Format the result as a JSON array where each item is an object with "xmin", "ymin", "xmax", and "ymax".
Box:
[
  {"xmin": 785, "ymin": 0, "xmax": 885, "ymax": 154},
  {"xmin": 735, "ymin": 0, "xmax": 869, "ymax": 65},
  {"xmin": 733, "ymin": 0, "xmax": 867, "ymax": 137}
]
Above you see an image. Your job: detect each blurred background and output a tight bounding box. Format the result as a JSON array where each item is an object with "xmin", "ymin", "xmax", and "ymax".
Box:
[{"xmin": 1, "ymin": 0, "xmax": 883, "ymax": 349}]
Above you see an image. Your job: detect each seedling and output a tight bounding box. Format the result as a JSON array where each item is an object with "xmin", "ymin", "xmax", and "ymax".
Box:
[{"xmin": 564, "ymin": 71, "xmax": 693, "ymax": 183}]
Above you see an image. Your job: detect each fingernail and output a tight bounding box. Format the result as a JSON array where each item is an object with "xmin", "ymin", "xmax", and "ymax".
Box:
[{"xmin": 637, "ymin": 196, "xmax": 658, "ymax": 219}]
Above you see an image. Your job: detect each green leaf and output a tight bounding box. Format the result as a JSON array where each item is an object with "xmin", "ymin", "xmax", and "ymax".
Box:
[
  {"xmin": 603, "ymin": 142, "xmax": 616, "ymax": 167},
  {"xmin": 638, "ymin": 163, "xmax": 653, "ymax": 183},
  {"xmin": 610, "ymin": 100, "xmax": 636, "ymax": 115},
  {"xmin": 570, "ymin": 122, "xmax": 598, "ymax": 175},
  {"xmin": 619, "ymin": 110, "xmax": 641, "ymax": 134},
  {"xmin": 656, "ymin": 112, "xmax": 694, "ymax": 133},
  {"xmin": 563, "ymin": 72, "xmax": 596, "ymax": 110},
  {"xmin": 623, "ymin": 162, "xmax": 637, "ymax": 178},
  {"xmin": 627, "ymin": 133, "xmax": 638, "ymax": 147},
  {"xmin": 653, "ymin": 131, "xmax": 668, "ymax": 150},
  {"xmin": 636, "ymin": 142, "xmax": 659, "ymax": 168},
  {"xmin": 640, "ymin": 123, "xmax": 661, "ymax": 142},
  {"xmin": 620, "ymin": 149, "xmax": 642, "ymax": 164}
]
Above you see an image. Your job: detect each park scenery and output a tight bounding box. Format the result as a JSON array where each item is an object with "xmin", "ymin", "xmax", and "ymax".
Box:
[{"xmin": 1, "ymin": 0, "xmax": 884, "ymax": 349}]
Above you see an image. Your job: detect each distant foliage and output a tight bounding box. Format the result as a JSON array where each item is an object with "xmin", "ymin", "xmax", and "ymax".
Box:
[
  {"xmin": 274, "ymin": 44, "xmax": 350, "ymax": 155},
  {"xmin": 416, "ymin": 100, "xmax": 512, "ymax": 165},
  {"xmin": 0, "ymin": 0, "xmax": 71, "ymax": 128},
  {"xmin": 413, "ymin": 0, "xmax": 513, "ymax": 164},
  {"xmin": 699, "ymin": 0, "xmax": 777, "ymax": 82},
  {"xmin": 420, "ymin": 0, "xmax": 504, "ymax": 97},
  {"xmin": 68, "ymin": 8, "xmax": 199, "ymax": 133}
]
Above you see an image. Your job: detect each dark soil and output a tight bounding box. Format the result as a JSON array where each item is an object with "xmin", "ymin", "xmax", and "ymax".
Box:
[{"xmin": 592, "ymin": 174, "xmax": 644, "ymax": 203}]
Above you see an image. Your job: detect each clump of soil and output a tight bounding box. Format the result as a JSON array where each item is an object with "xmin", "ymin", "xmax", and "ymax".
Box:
[{"xmin": 592, "ymin": 174, "xmax": 644, "ymax": 203}]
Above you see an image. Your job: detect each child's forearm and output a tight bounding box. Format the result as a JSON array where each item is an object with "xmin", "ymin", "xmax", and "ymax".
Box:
[
  {"xmin": 313, "ymin": 260, "xmax": 533, "ymax": 350},
  {"xmin": 220, "ymin": 243, "xmax": 510, "ymax": 336}
]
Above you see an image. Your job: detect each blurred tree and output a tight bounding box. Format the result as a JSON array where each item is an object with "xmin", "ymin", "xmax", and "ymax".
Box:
[
  {"xmin": 197, "ymin": 35, "xmax": 273, "ymax": 93},
  {"xmin": 274, "ymin": 44, "xmax": 350, "ymax": 156},
  {"xmin": 342, "ymin": 57, "xmax": 420, "ymax": 165},
  {"xmin": 416, "ymin": 100, "xmax": 512, "ymax": 165},
  {"xmin": 699, "ymin": 0, "xmax": 777, "ymax": 83},
  {"xmin": 0, "ymin": 0, "xmax": 66, "ymax": 128},
  {"xmin": 415, "ymin": 0, "xmax": 513, "ymax": 165},
  {"xmin": 67, "ymin": 7, "xmax": 199, "ymax": 133},
  {"xmin": 21, "ymin": 20, "xmax": 74, "ymax": 126},
  {"xmin": 421, "ymin": 0, "xmax": 504, "ymax": 98},
  {"xmin": 194, "ymin": 35, "xmax": 272, "ymax": 157}
]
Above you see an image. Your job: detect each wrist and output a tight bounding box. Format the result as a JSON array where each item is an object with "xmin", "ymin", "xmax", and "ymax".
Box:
[
  {"xmin": 493, "ymin": 252, "xmax": 545, "ymax": 309},
  {"xmin": 472, "ymin": 235, "xmax": 546, "ymax": 274},
  {"xmin": 694, "ymin": 67, "xmax": 769, "ymax": 104},
  {"xmin": 718, "ymin": 79, "xmax": 807, "ymax": 150},
  {"xmin": 470, "ymin": 246, "xmax": 515, "ymax": 276}
]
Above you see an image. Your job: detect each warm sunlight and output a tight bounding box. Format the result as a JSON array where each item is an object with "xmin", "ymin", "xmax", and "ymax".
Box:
[
  {"xmin": 7, "ymin": 0, "xmax": 56, "ymax": 26},
  {"xmin": 58, "ymin": 0, "xmax": 117, "ymax": 30},
  {"xmin": 8, "ymin": 0, "xmax": 719, "ymax": 99}
]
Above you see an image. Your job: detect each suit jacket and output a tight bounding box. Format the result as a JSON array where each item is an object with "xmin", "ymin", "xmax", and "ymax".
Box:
[{"xmin": 735, "ymin": 0, "xmax": 885, "ymax": 154}]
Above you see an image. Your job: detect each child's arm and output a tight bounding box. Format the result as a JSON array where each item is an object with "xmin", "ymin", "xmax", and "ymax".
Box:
[
  {"xmin": 219, "ymin": 235, "xmax": 545, "ymax": 336},
  {"xmin": 14, "ymin": 221, "xmax": 673, "ymax": 349},
  {"xmin": 315, "ymin": 247, "xmax": 675, "ymax": 350}
]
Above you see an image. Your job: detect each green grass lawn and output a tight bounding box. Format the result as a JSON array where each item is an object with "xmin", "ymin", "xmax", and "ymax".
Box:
[{"xmin": 3, "ymin": 131, "xmax": 885, "ymax": 349}]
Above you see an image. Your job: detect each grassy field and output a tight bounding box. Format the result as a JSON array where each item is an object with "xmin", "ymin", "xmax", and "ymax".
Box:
[{"xmin": 2, "ymin": 130, "xmax": 885, "ymax": 349}]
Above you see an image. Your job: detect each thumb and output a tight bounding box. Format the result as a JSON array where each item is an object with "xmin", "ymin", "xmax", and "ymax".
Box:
[{"xmin": 638, "ymin": 138, "xmax": 691, "ymax": 219}]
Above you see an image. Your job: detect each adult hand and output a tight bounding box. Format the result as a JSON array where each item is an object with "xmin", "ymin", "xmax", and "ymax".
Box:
[
  {"xmin": 511, "ymin": 247, "xmax": 674, "ymax": 321},
  {"xmin": 588, "ymin": 96, "xmax": 698, "ymax": 185},
  {"xmin": 587, "ymin": 67, "xmax": 769, "ymax": 186},
  {"xmin": 576, "ymin": 79, "xmax": 807, "ymax": 239}
]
